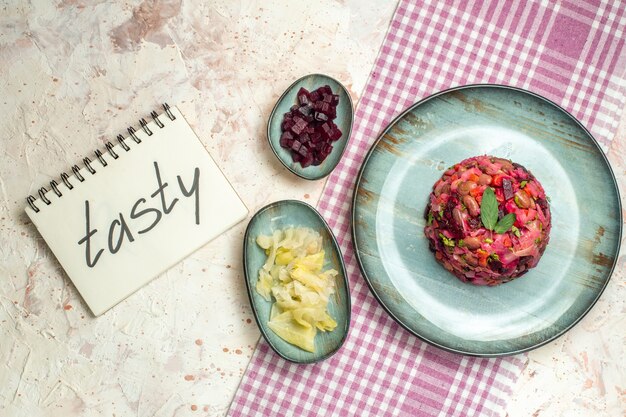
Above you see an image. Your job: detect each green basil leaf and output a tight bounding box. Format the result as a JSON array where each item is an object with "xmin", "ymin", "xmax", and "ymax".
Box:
[
  {"xmin": 480, "ymin": 187, "xmax": 499, "ymax": 230},
  {"xmin": 494, "ymin": 213, "xmax": 516, "ymax": 234}
]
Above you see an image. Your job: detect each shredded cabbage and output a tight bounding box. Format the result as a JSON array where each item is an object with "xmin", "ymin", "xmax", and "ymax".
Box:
[{"xmin": 255, "ymin": 227, "xmax": 338, "ymax": 352}]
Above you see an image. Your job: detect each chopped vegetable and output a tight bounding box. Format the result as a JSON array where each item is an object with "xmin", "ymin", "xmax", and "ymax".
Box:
[
  {"xmin": 279, "ymin": 85, "xmax": 342, "ymax": 167},
  {"xmin": 424, "ymin": 155, "xmax": 551, "ymax": 286},
  {"xmin": 439, "ymin": 233, "xmax": 455, "ymax": 247},
  {"xmin": 502, "ymin": 178, "xmax": 514, "ymax": 200},
  {"xmin": 255, "ymin": 227, "xmax": 338, "ymax": 352}
]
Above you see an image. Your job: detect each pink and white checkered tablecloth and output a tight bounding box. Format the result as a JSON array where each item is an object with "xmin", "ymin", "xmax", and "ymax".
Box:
[{"xmin": 229, "ymin": 1, "xmax": 626, "ymax": 416}]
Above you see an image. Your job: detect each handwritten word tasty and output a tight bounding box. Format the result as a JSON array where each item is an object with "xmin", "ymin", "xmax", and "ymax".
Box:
[{"xmin": 77, "ymin": 161, "xmax": 200, "ymax": 268}]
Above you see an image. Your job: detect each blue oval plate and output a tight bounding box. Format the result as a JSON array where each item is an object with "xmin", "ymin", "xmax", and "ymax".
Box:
[
  {"xmin": 352, "ymin": 84, "xmax": 622, "ymax": 357},
  {"xmin": 243, "ymin": 200, "xmax": 350, "ymax": 363},
  {"xmin": 267, "ymin": 73, "xmax": 354, "ymax": 180}
]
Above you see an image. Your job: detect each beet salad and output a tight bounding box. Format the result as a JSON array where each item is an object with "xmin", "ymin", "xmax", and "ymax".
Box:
[{"xmin": 424, "ymin": 155, "xmax": 551, "ymax": 286}]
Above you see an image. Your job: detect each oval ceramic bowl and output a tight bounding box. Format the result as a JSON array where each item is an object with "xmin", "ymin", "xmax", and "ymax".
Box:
[
  {"xmin": 267, "ymin": 73, "xmax": 354, "ymax": 180},
  {"xmin": 352, "ymin": 84, "xmax": 622, "ymax": 357},
  {"xmin": 243, "ymin": 200, "xmax": 351, "ymax": 363}
]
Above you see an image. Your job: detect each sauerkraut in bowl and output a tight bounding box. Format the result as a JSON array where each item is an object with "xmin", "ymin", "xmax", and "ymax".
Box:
[{"xmin": 424, "ymin": 155, "xmax": 551, "ymax": 285}]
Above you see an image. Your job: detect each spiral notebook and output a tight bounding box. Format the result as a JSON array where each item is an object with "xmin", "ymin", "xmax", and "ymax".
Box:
[{"xmin": 25, "ymin": 104, "xmax": 248, "ymax": 316}]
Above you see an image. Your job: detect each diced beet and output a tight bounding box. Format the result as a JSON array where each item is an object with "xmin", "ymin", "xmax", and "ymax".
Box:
[
  {"xmin": 321, "ymin": 122, "xmax": 332, "ymax": 138},
  {"xmin": 282, "ymin": 119, "xmax": 294, "ymax": 131},
  {"xmin": 297, "ymin": 87, "xmax": 310, "ymax": 105},
  {"xmin": 291, "ymin": 118, "xmax": 307, "ymax": 135},
  {"xmin": 278, "ymin": 84, "xmax": 343, "ymax": 169},
  {"xmin": 301, "ymin": 152, "xmax": 314, "ymax": 167},
  {"xmin": 330, "ymin": 129, "xmax": 342, "ymax": 141},
  {"xmin": 291, "ymin": 124, "xmax": 304, "ymax": 135},
  {"xmin": 502, "ymin": 178, "xmax": 514, "ymax": 200},
  {"xmin": 298, "ymin": 104, "xmax": 313, "ymax": 116},
  {"xmin": 279, "ymin": 131, "xmax": 296, "ymax": 151},
  {"xmin": 314, "ymin": 111, "xmax": 328, "ymax": 122}
]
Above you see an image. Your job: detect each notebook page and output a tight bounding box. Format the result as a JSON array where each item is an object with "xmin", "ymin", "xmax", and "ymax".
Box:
[{"xmin": 25, "ymin": 107, "xmax": 248, "ymax": 316}]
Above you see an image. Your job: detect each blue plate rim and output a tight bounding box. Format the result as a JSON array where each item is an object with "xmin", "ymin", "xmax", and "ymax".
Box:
[
  {"xmin": 243, "ymin": 199, "xmax": 352, "ymax": 363},
  {"xmin": 266, "ymin": 73, "xmax": 355, "ymax": 181},
  {"xmin": 350, "ymin": 83, "xmax": 623, "ymax": 357}
]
